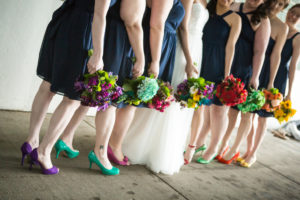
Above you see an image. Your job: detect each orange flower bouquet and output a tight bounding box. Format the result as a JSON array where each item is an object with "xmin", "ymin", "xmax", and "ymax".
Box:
[
  {"xmin": 261, "ymin": 88, "xmax": 283, "ymax": 112},
  {"xmin": 274, "ymin": 100, "xmax": 297, "ymax": 124}
]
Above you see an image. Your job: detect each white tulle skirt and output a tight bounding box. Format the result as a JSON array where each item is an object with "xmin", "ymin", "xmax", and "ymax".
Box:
[{"xmin": 122, "ymin": 31, "xmax": 203, "ymax": 175}]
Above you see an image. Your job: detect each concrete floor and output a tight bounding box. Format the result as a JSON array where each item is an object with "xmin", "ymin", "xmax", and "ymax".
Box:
[{"xmin": 0, "ymin": 110, "xmax": 300, "ymax": 200}]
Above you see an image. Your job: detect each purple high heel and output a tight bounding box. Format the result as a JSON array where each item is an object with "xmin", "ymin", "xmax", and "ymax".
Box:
[
  {"xmin": 20, "ymin": 142, "xmax": 32, "ymax": 166},
  {"xmin": 107, "ymin": 145, "xmax": 129, "ymax": 166},
  {"xmin": 29, "ymin": 148, "xmax": 59, "ymax": 175}
]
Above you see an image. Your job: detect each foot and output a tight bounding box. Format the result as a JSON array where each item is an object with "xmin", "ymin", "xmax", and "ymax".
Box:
[
  {"xmin": 222, "ymin": 149, "xmax": 238, "ymax": 161},
  {"xmin": 184, "ymin": 145, "xmax": 196, "ymax": 165},
  {"xmin": 27, "ymin": 140, "xmax": 39, "ymax": 150},
  {"xmin": 94, "ymin": 148, "xmax": 113, "ymax": 170},
  {"xmin": 37, "ymin": 148, "xmax": 55, "ymax": 170},
  {"xmin": 243, "ymin": 154, "xmax": 256, "ymax": 166},
  {"xmin": 61, "ymin": 138, "xmax": 78, "ymax": 152},
  {"xmin": 202, "ymin": 148, "xmax": 217, "ymax": 161},
  {"xmin": 217, "ymin": 144, "xmax": 229, "ymax": 157},
  {"xmin": 109, "ymin": 145, "xmax": 130, "ymax": 165}
]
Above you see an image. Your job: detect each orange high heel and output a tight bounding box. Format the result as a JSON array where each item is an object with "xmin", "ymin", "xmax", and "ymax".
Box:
[
  {"xmin": 218, "ymin": 152, "xmax": 240, "ymax": 165},
  {"xmin": 184, "ymin": 144, "xmax": 196, "ymax": 165},
  {"xmin": 215, "ymin": 146, "xmax": 229, "ymax": 161}
]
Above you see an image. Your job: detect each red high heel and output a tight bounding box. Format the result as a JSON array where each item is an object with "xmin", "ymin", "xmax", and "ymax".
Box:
[
  {"xmin": 215, "ymin": 146, "xmax": 229, "ymax": 161},
  {"xmin": 184, "ymin": 144, "xmax": 196, "ymax": 165},
  {"xmin": 218, "ymin": 152, "xmax": 240, "ymax": 165}
]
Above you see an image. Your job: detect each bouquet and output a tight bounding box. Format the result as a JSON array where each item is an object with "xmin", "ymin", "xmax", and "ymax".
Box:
[
  {"xmin": 274, "ymin": 100, "xmax": 297, "ymax": 124},
  {"xmin": 175, "ymin": 77, "xmax": 215, "ymax": 109},
  {"xmin": 120, "ymin": 75, "xmax": 159, "ymax": 106},
  {"xmin": 74, "ymin": 70, "xmax": 123, "ymax": 111},
  {"xmin": 148, "ymin": 80, "xmax": 174, "ymax": 112},
  {"xmin": 237, "ymin": 88, "xmax": 266, "ymax": 113},
  {"xmin": 261, "ymin": 88, "xmax": 283, "ymax": 112},
  {"xmin": 216, "ymin": 74, "xmax": 248, "ymax": 106}
]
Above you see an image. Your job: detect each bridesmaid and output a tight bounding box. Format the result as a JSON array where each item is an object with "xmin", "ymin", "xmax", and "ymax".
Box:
[
  {"xmin": 107, "ymin": 0, "xmax": 177, "ymax": 165},
  {"xmin": 192, "ymin": 0, "xmax": 242, "ymax": 164},
  {"xmin": 217, "ymin": 0, "xmax": 272, "ymax": 164},
  {"xmin": 21, "ymin": 0, "xmax": 118, "ymax": 175},
  {"xmin": 55, "ymin": 0, "xmax": 146, "ymax": 159},
  {"xmin": 274, "ymin": 4, "xmax": 300, "ymax": 102},
  {"xmin": 240, "ymin": 0, "xmax": 290, "ymax": 168}
]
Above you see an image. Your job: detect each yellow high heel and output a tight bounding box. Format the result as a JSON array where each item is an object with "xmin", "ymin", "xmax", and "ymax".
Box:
[
  {"xmin": 236, "ymin": 157, "xmax": 244, "ymax": 163},
  {"xmin": 240, "ymin": 159, "xmax": 256, "ymax": 168}
]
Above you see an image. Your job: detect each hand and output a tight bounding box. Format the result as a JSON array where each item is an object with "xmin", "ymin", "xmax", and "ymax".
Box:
[
  {"xmin": 132, "ymin": 59, "xmax": 145, "ymax": 79},
  {"xmin": 267, "ymin": 83, "xmax": 274, "ymax": 90},
  {"xmin": 148, "ymin": 61, "xmax": 159, "ymax": 78},
  {"xmin": 87, "ymin": 54, "xmax": 103, "ymax": 74},
  {"xmin": 248, "ymin": 77, "xmax": 259, "ymax": 90},
  {"xmin": 284, "ymin": 94, "xmax": 291, "ymax": 101},
  {"xmin": 185, "ymin": 62, "xmax": 199, "ymax": 78}
]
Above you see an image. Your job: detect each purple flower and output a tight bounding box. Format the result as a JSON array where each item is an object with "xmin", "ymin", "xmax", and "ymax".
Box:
[
  {"xmin": 88, "ymin": 76, "xmax": 98, "ymax": 86},
  {"xmin": 74, "ymin": 81, "xmax": 84, "ymax": 91},
  {"xmin": 97, "ymin": 102, "xmax": 109, "ymax": 111}
]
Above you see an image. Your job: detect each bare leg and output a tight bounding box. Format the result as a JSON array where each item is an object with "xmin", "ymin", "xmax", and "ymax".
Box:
[
  {"xmin": 60, "ymin": 105, "xmax": 90, "ymax": 150},
  {"xmin": 184, "ymin": 106, "xmax": 204, "ymax": 162},
  {"xmin": 218, "ymin": 108, "xmax": 239, "ymax": 155},
  {"xmin": 93, "ymin": 106, "xmax": 117, "ymax": 169},
  {"xmin": 222, "ymin": 112, "xmax": 253, "ymax": 160},
  {"xmin": 202, "ymin": 105, "xmax": 229, "ymax": 160},
  {"xmin": 244, "ymin": 116, "xmax": 268, "ymax": 165},
  {"xmin": 37, "ymin": 97, "xmax": 80, "ymax": 169},
  {"xmin": 26, "ymin": 81, "xmax": 55, "ymax": 148},
  {"xmin": 109, "ymin": 106, "xmax": 137, "ymax": 161},
  {"xmin": 195, "ymin": 106, "xmax": 211, "ymax": 147},
  {"xmin": 242, "ymin": 114, "xmax": 256, "ymax": 158}
]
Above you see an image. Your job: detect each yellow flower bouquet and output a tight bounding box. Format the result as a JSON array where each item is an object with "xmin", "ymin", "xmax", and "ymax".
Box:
[{"xmin": 274, "ymin": 100, "xmax": 296, "ymax": 124}]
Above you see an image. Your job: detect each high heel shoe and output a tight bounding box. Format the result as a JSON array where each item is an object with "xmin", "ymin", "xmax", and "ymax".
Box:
[
  {"xmin": 215, "ymin": 146, "xmax": 229, "ymax": 161},
  {"xmin": 107, "ymin": 145, "xmax": 129, "ymax": 166},
  {"xmin": 88, "ymin": 151, "xmax": 119, "ymax": 175},
  {"xmin": 184, "ymin": 144, "xmax": 196, "ymax": 165},
  {"xmin": 195, "ymin": 144, "xmax": 207, "ymax": 154},
  {"xmin": 20, "ymin": 142, "xmax": 32, "ymax": 166},
  {"xmin": 54, "ymin": 139, "xmax": 79, "ymax": 159},
  {"xmin": 218, "ymin": 152, "xmax": 240, "ymax": 165},
  {"xmin": 29, "ymin": 148, "xmax": 59, "ymax": 175},
  {"xmin": 240, "ymin": 157, "xmax": 256, "ymax": 168},
  {"xmin": 196, "ymin": 154, "xmax": 217, "ymax": 164}
]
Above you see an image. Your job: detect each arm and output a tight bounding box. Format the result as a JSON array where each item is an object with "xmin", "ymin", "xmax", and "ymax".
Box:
[
  {"xmin": 120, "ymin": 0, "xmax": 146, "ymax": 78},
  {"xmin": 87, "ymin": 0, "xmax": 111, "ymax": 74},
  {"xmin": 178, "ymin": 0, "xmax": 198, "ymax": 78},
  {"xmin": 249, "ymin": 18, "xmax": 271, "ymax": 89},
  {"xmin": 267, "ymin": 24, "xmax": 288, "ymax": 89},
  {"xmin": 148, "ymin": 0, "xmax": 173, "ymax": 78},
  {"xmin": 224, "ymin": 14, "xmax": 242, "ymax": 77},
  {"xmin": 286, "ymin": 36, "xmax": 300, "ymax": 100}
]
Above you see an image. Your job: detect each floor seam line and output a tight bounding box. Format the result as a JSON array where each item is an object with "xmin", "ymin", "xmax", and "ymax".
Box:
[{"xmin": 83, "ymin": 119, "xmax": 96, "ymax": 129}]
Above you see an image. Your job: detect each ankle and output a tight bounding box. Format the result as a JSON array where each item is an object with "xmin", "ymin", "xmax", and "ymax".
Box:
[{"xmin": 27, "ymin": 139, "xmax": 39, "ymax": 149}]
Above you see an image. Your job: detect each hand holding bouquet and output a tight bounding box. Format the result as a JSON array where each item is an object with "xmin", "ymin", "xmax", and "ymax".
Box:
[
  {"xmin": 175, "ymin": 77, "xmax": 215, "ymax": 109},
  {"xmin": 216, "ymin": 74, "xmax": 248, "ymax": 106},
  {"xmin": 237, "ymin": 88, "xmax": 265, "ymax": 113},
  {"xmin": 274, "ymin": 100, "xmax": 296, "ymax": 124},
  {"xmin": 74, "ymin": 70, "xmax": 123, "ymax": 111},
  {"xmin": 261, "ymin": 88, "xmax": 283, "ymax": 112}
]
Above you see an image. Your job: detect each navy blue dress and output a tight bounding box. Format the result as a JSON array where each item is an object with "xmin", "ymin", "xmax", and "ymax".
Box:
[
  {"xmin": 231, "ymin": 3, "xmax": 255, "ymax": 88},
  {"xmin": 200, "ymin": 10, "xmax": 233, "ymax": 106},
  {"xmin": 37, "ymin": 0, "xmax": 118, "ymax": 100},
  {"xmin": 256, "ymin": 37, "xmax": 276, "ymax": 117},
  {"xmin": 143, "ymin": 0, "xmax": 185, "ymax": 82},
  {"xmin": 274, "ymin": 32, "xmax": 299, "ymax": 95}
]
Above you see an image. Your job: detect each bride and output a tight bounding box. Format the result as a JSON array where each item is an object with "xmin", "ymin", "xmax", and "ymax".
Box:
[{"xmin": 122, "ymin": 0, "xmax": 209, "ymax": 175}]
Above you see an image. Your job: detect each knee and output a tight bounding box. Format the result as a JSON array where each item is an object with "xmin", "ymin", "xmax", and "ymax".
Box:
[
  {"xmin": 38, "ymin": 81, "xmax": 55, "ymax": 98},
  {"xmin": 61, "ymin": 97, "xmax": 80, "ymax": 108},
  {"xmin": 150, "ymin": 19, "xmax": 164, "ymax": 32}
]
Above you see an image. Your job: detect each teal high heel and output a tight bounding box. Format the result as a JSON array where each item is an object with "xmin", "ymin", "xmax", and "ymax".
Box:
[
  {"xmin": 195, "ymin": 144, "xmax": 207, "ymax": 154},
  {"xmin": 54, "ymin": 139, "xmax": 79, "ymax": 159},
  {"xmin": 196, "ymin": 154, "xmax": 217, "ymax": 164},
  {"xmin": 88, "ymin": 151, "xmax": 119, "ymax": 175}
]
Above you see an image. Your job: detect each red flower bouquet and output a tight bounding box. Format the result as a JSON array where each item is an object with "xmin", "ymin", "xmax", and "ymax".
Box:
[{"xmin": 216, "ymin": 74, "xmax": 248, "ymax": 106}]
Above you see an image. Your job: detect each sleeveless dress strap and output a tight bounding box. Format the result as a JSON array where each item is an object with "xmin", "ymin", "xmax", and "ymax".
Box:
[
  {"xmin": 291, "ymin": 32, "xmax": 300, "ymax": 40},
  {"xmin": 221, "ymin": 10, "xmax": 233, "ymax": 18},
  {"xmin": 239, "ymin": 3, "xmax": 244, "ymax": 12}
]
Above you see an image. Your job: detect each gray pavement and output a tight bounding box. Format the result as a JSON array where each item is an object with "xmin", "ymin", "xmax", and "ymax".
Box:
[{"xmin": 0, "ymin": 110, "xmax": 300, "ymax": 200}]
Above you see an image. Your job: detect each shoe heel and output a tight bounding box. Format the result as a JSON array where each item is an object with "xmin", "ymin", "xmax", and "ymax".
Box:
[
  {"xmin": 56, "ymin": 150, "xmax": 61, "ymax": 159},
  {"xmin": 21, "ymin": 153, "xmax": 27, "ymax": 166},
  {"xmin": 89, "ymin": 160, "xmax": 92, "ymax": 169}
]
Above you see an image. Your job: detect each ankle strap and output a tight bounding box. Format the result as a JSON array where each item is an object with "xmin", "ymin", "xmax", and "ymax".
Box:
[{"xmin": 188, "ymin": 144, "xmax": 196, "ymax": 148}]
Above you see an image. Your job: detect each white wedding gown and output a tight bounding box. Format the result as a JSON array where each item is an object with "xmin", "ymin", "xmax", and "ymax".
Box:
[{"xmin": 122, "ymin": 3, "xmax": 209, "ymax": 175}]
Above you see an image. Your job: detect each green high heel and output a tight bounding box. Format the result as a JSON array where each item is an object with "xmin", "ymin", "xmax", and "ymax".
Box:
[
  {"xmin": 54, "ymin": 139, "xmax": 79, "ymax": 159},
  {"xmin": 88, "ymin": 151, "xmax": 119, "ymax": 175},
  {"xmin": 196, "ymin": 154, "xmax": 217, "ymax": 164},
  {"xmin": 195, "ymin": 144, "xmax": 207, "ymax": 154}
]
